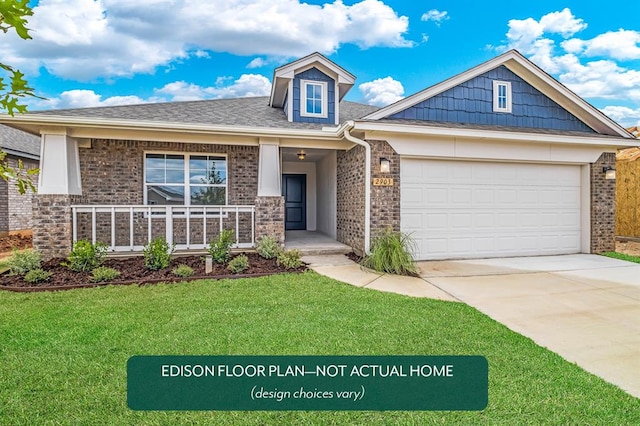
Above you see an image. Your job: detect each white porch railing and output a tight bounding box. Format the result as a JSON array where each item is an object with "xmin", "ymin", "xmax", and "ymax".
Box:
[{"xmin": 71, "ymin": 205, "xmax": 255, "ymax": 252}]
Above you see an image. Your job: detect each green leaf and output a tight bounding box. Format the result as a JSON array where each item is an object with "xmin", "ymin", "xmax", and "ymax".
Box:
[{"xmin": 0, "ymin": 0, "xmax": 34, "ymax": 40}]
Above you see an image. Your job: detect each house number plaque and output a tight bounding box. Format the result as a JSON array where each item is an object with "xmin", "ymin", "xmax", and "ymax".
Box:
[{"xmin": 373, "ymin": 178, "xmax": 394, "ymax": 186}]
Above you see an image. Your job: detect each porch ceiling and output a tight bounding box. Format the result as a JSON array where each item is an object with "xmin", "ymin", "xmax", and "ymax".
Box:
[{"xmin": 281, "ymin": 147, "xmax": 335, "ymax": 162}]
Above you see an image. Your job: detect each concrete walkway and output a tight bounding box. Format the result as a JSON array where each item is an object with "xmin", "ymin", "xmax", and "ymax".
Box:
[{"xmin": 306, "ymin": 253, "xmax": 640, "ymax": 399}]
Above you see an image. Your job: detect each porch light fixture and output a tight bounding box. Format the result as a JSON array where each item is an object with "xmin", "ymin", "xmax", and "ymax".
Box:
[
  {"xmin": 297, "ymin": 150, "xmax": 306, "ymax": 160},
  {"xmin": 380, "ymin": 157, "xmax": 390, "ymax": 173},
  {"xmin": 603, "ymin": 166, "xmax": 616, "ymax": 180}
]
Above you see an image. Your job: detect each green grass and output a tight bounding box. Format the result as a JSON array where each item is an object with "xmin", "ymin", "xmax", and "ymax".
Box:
[
  {"xmin": 603, "ymin": 251, "xmax": 640, "ymax": 264},
  {"xmin": 0, "ymin": 271, "xmax": 638, "ymax": 424}
]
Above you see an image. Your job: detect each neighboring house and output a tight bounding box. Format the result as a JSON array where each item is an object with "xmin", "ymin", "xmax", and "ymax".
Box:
[
  {"xmin": 0, "ymin": 50, "xmax": 637, "ymax": 260},
  {"xmin": 0, "ymin": 125, "xmax": 40, "ymax": 236}
]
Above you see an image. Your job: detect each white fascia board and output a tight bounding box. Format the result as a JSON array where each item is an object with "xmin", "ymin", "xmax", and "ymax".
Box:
[
  {"xmin": 0, "ymin": 114, "xmax": 344, "ymax": 141},
  {"xmin": 353, "ymin": 121, "xmax": 640, "ymax": 148}
]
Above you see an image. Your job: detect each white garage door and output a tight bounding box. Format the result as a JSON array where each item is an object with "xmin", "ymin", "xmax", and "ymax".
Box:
[{"xmin": 401, "ymin": 159, "xmax": 582, "ymax": 260}]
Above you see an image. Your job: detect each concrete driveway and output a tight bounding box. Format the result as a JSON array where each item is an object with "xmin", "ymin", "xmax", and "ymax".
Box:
[{"xmin": 417, "ymin": 254, "xmax": 640, "ymax": 399}]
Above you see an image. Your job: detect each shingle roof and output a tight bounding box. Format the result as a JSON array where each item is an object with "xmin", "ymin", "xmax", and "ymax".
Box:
[
  {"xmin": 33, "ymin": 96, "xmax": 380, "ymax": 130},
  {"xmin": 0, "ymin": 125, "xmax": 40, "ymax": 158}
]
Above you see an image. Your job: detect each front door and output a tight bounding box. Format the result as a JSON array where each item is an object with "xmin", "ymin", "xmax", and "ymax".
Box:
[{"xmin": 282, "ymin": 174, "xmax": 306, "ymax": 230}]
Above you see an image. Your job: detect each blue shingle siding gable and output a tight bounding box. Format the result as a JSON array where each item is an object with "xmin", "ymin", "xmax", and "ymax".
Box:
[
  {"xmin": 292, "ymin": 67, "xmax": 335, "ymax": 124},
  {"xmin": 389, "ymin": 65, "xmax": 594, "ymax": 133}
]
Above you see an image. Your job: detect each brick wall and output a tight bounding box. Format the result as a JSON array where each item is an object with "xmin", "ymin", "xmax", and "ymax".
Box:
[
  {"xmin": 33, "ymin": 194, "xmax": 84, "ymax": 260},
  {"xmin": 591, "ymin": 152, "xmax": 616, "ymax": 253},
  {"xmin": 255, "ymin": 196, "xmax": 285, "ymax": 245},
  {"xmin": 336, "ymin": 145, "xmax": 366, "ymax": 254},
  {"xmin": 0, "ymin": 175, "xmax": 6, "ymax": 234},
  {"xmin": 0, "ymin": 156, "xmax": 39, "ymax": 235},
  {"xmin": 368, "ymin": 140, "xmax": 400, "ymax": 239},
  {"xmin": 35, "ymin": 139, "xmax": 260, "ymax": 258}
]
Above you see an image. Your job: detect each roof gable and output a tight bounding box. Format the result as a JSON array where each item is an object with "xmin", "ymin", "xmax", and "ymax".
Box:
[
  {"xmin": 269, "ymin": 52, "xmax": 355, "ymax": 108},
  {"xmin": 364, "ymin": 50, "xmax": 630, "ymax": 138},
  {"xmin": 388, "ymin": 65, "xmax": 594, "ymax": 133}
]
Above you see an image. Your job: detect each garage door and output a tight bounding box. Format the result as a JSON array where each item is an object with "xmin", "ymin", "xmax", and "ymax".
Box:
[{"xmin": 401, "ymin": 159, "xmax": 582, "ymax": 260}]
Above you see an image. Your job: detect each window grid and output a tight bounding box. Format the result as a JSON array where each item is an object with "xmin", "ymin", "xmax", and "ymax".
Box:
[{"xmin": 144, "ymin": 153, "xmax": 228, "ymax": 206}]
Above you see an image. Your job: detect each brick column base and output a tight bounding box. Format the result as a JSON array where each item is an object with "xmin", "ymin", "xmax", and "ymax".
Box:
[
  {"xmin": 33, "ymin": 194, "xmax": 83, "ymax": 260},
  {"xmin": 255, "ymin": 196, "xmax": 285, "ymax": 245},
  {"xmin": 591, "ymin": 152, "xmax": 616, "ymax": 253}
]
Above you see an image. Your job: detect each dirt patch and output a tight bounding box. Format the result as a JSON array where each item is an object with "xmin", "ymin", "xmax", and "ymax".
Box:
[
  {"xmin": 0, "ymin": 234, "xmax": 32, "ymax": 255},
  {"xmin": 615, "ymin": 240, "xmax": 640, "ymax": 257},
  {"xmin": 0, "ymin": 252, "xmax": 306, "ymax": 291}
]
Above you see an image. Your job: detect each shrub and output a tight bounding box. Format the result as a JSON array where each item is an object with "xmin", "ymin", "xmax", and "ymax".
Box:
[
  {"xmin": 276, "ymin": 249, "xmax": 303, "ymax": 270},
  {"xmin": 6, "ymin": 248, "xmax": 41, "ymax": 276},
  {"xmin": 24, "ymin": 268, "xmax": 52, "ymax": 284},
  {"xmin": 172, "ymin": 264, "xmax": 194, "ymax": 278},
  {"xmin": 227, "ymin": 254, "xmax": 249, "ymax": 274},
  {"xmin": 209, "ymin": 229, "xmax": 235, "ymax": 264},
  {"xmin": 143, "ymin": 237, "xmax": 175, "ymax": 271},
  {"xmin": 65, "ymin": 240, "xmax": 107, "ymax": 272},
  {"xmin": 361, "ymin": 228, "xmax": 417, "ymax": 276},
  {"xmin": 256, "ymin": 235, "xmax": 281, "ymax": 259},
  {"xmin": 91, "ymin": 266, "xmax": 121, "ymax": 283}
]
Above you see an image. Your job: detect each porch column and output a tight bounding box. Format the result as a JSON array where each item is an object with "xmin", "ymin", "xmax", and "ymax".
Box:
[
  {"xmin": 257, "ymin": 138, "xmax": 281, "ymax": 196},
  {"xmin": 255, "ymin": 196, "xmax": 285, "ymax": 245},
  {"xmin": 33, "ymin": 131, "xmax": 83, "ymax": 260}
]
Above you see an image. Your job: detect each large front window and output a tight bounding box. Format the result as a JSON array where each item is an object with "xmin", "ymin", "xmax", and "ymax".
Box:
[
  {"xmin": 300, "ymin": 80, "xmax": 328, "ymax": 118},
  {"xmin": 145, "ymin": 153, "xmax": 227, "ymax": 205}
]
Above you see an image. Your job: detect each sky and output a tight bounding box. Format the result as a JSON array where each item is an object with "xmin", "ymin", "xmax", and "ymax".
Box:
[{"xmin": 4, "ymin": 0, "xmax": 640, "ymax": 127}]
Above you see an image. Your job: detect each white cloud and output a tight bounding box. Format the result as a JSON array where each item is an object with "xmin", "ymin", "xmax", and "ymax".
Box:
[
  {"xmin": 0, "ymin": 0, "xmax": 411, "ymax": 81},
  {"xmin": 499, "ymin": 8, "xmax": 640, "ymax": 104},
  {"xmin": 359, "ymin": 76, "xmax": 404, "ymax": 106},
  {"xmin": 581, "ymin": 30, "xmax": 640, "ymax": 60},
  {"xmin": 421, "ymin": 9, "xmax": 449, "ymax": 25},
  {"xmin": 247, "ymin": 58, "xmax": 268, "ymax": 69},
  {"xmin": 600, "ymin": 106, "xmax": 640, "ymax": 127},
  {"xmin": 155, "ymin": 74, "xmax": 272, "ymax": 101},
  {"xmin": 31, "ymin": 73, "xmax": 272, "ymax": 109},
  {"xmin": 38, "ymin": 89, "xmax": 148, "ymax": 109}
]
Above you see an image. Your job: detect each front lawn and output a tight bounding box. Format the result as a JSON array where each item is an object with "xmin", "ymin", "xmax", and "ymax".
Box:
[{"xmin": 0, "ymin": 272, "xmax": 638, "ymax": 424}]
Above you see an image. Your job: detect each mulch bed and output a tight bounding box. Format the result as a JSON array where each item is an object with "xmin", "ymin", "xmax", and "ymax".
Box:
[
  {"xmin": 0, "ymin": 252, "xmax": 306, "ymax": 292},
  {"xmin": 0, "ymin": 234, "xmax": 32, "ymax": 253}
]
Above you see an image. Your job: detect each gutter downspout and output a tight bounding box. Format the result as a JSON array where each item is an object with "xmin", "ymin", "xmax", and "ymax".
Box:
[{"xmin": 342, "ymin": 120, "xmax": 371, "ymax": 255}]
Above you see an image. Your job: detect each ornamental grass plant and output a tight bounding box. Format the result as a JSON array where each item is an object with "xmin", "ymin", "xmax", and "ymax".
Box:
[{"xmin": 362, "ymin": 228, "xmax": 417, "ymax": 276}]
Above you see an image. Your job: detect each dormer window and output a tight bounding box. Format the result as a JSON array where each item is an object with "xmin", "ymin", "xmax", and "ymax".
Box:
[
  {"xmin": 301, "ymin": 80, "xmax": 328, "ymax": 118},
  {"xmin": 493, "ymin": 80, "xmax": 512, "ymax": 113}
]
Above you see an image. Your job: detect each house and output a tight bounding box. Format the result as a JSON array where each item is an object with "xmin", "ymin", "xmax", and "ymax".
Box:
[
  {"xmin": 0, "ymin": 50, "xmax": 636, "ymax": 261},
  {"xmin": 0, "ymin": 125, "xmax": 40, "ymax": 237}
]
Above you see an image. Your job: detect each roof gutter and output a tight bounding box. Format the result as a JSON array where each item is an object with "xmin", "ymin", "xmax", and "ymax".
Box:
[{"xmin": 341, "ymin": 120, "xmax": 371, "ymax": 255}]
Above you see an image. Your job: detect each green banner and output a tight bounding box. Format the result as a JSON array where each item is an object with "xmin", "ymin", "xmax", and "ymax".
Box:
[{"xmin": 127, "ymin": 355, "xmax": 487, "ymax": 411}]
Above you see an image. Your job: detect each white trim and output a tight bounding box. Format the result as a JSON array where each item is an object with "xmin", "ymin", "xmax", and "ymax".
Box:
[
  {"xmin": 287, "ymin": 80, "xmax": 294, "ymax": 122},
  {"xmin": 143, "ymin": 150, "xmax": 228, "ymax": 207},
  {"xmin": 353, "ymin": 121, "xmax": 639, "ymax": 148},
  {"xmin": 300, "ymin": 80, "xmax": 328, "ymax": 119},
  {"xmin": 363, "ymin": 50, "xmax": 632, "ymax": 138},
  {"xmin": 493, "ymin": 80, "xmax": 512, "ymax": 113}
]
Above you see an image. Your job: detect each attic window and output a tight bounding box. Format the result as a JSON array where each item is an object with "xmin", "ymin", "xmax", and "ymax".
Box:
[
  {"xmin": 300, "ymin": 80, "xmax": 328, "ymax": 118},
  {"xmin": 493, "ymin": 80, "xmax": 512, "ymax": 113}
]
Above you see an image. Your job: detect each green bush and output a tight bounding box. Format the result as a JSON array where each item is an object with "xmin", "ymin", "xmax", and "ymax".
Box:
[
  {"xmin": 361, "ymin": 228, "xmax": 417, "ymax": 276},
  {"xmin": 227, "ymin": 254, "xmax": 249, "ymax": 274},
  {"xmin": 276, "ymin": 249, "xmax": 303, "ymax": 270},
  {"xmin": 65, "ymin": 240, "xmax": 107, "ymax": 272},
  {"xmin": 24, "ymin": 268, "xmax": 52, "ymax": 284},
  {"xmin": 256, "ymin": 235, "xmax": 281, "ymax": 259},
  {"xmin": 90, "ymin": 266, "xmax": 121, "ymax": 283},
  {"xmin": 5, "ymin": 248, "xmax": 41, "ymax": 276},
  {"xmin": 209, "ymin": 229, "xmax": 235, "ymax": 264},
  {"xmin": 172, "ymin": 264, "xmax": 194, "ymax": 278},
  {"xmin": 143, "ymin": 237, "xmax": 175, "ymax": 271}
]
